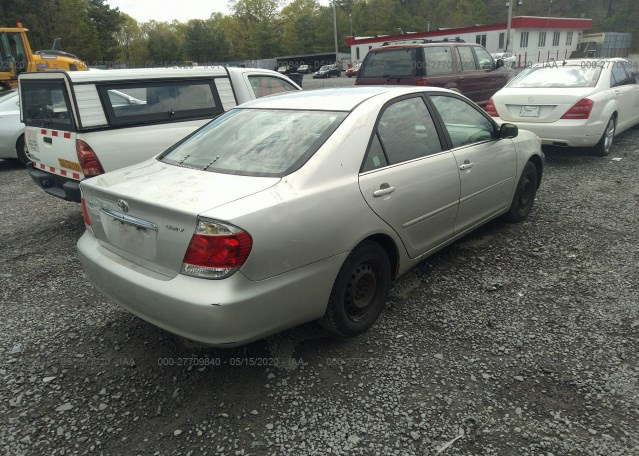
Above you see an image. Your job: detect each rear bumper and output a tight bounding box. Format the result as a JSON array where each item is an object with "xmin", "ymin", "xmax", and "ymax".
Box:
[
  {"xmin": 27, "ymin": 163, "xmax": 81, "ymax": 202},
  {"xmin": 77, "ymin": 232, "xmax": 347, "ymax": 347},
  {"xmin": 497, "ymin": 118, "xmax": 606, "ymax": 148}
]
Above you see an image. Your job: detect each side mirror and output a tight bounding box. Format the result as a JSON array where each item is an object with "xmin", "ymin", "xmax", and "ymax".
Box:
[
  {"xmin": 500, "ymin": 123, "xmax": 518, "ymax": 139},
  {"xmin": 495, "ymin": 58, "xmax": 504, "ymax": 69}
]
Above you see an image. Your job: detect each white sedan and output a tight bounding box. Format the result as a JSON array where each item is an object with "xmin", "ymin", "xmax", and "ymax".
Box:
[
  {"xmin": 491, "ymin": 52, "xmax": 516, "ymax": 69},
  {"xmin": 0, "ymin": 90, "xmax": 28, "ymax": 164},
  {"xmin": 485, "ymin": 58, "xmax": 639, "ymax": 156}
]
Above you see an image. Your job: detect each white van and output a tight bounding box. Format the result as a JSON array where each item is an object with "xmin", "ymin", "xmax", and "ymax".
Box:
[{"xmin": 19, "ymin": 67, "xmax": 301, "ymax": 202}]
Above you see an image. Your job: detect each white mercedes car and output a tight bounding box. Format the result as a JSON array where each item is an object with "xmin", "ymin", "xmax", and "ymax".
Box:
[
  {"xmin": 485, "ymin": 58, "xmax": 639, "ymax": 156},
  {"xmin": 0, "ymin": 90, "xmax": 28, "ymax": 164}
]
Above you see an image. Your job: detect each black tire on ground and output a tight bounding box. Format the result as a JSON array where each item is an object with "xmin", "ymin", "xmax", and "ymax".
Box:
[
  {"xmin": 16, "ymin": 135, "xmax": 30, "ymax": 165},
  {"xmin": 504, "ymin": 161, "xmax": 538, "ymax": 223},
  {"xmin": 320, "ymin": 241, "xmax": 391, "ymax": 337},
  {"xmin": 592, "ymin": 115, "xmax": 616, "ymax": 157}
]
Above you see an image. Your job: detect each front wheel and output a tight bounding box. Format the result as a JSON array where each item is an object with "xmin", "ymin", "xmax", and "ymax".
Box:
[
  {"xmin": 592, "ymin": 116, "xmax": 615, "ymax": 156},
  {"xmin": 16, "ymin": 135, "xmax": 30, "ymax": 165},
  {"xmin": 504, "ymin": 161, "xmax": 538, "ymax": 223},
  {"xmin": 320, "ymin": 241, "xmax": 391, "ymax": 337}
]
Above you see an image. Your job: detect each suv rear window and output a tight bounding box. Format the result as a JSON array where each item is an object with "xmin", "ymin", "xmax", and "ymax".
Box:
[
  {"xmin": 21, "ymin": 80, "xmax": 74, "ymax": 131},
  {"xmin": 97, "ymin": 80, "xmax": 224, "ymax": 127},
  {"xmin": 359, "ymin": 48, "xmax": 419, "ymax": 78}
]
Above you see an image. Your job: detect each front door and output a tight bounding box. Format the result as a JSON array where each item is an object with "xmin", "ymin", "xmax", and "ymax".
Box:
[{"xmin": 359, "ymin": 96, "xmax": 461, "ymax": 258}]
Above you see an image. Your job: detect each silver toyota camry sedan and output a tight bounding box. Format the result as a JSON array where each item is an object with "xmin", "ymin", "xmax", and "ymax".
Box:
[{"xmin": 78, "ymin": 87, "xmax": 543, "ymax": 347}]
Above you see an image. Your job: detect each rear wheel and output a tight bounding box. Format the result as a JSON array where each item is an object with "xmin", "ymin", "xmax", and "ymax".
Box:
[
  {"xmin": 16, "ymin": 135, "xmax": 30, "ymax": 165},
  {"xmin": 320, "ymin": 241, "xmax": 391, "ymax": 337},
  {"xmin": 592, "ymin": 116, "xmax": 615, "ymax": 156},
  {"xmin": 504, "ymin": 161, "xmax": 538, "ymax": 223}
]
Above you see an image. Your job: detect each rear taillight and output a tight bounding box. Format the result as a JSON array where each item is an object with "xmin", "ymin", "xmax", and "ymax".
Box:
[
  {"xmin": 182, "ymin": 219, "xmax": 252, "ymax": 279},
  {"xmin": 76, "ymin": 140, "xmax": 104, "ymax": 177},
  {"xmin": 81, "ymin": 196, "xmax": 93, "ymax": 234},
  {"xmin": 484, "ymin": 98, "xmax": 499, "ymax": 117},
  {"xmin": 415, "ymin": 78, "xmax": 430, "ymax": 86},
  {"xmin": 561, "ymin": 98, "xmax": 593, "ymax": 120}
]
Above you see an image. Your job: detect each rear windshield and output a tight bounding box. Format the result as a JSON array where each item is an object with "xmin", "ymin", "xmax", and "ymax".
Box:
[
  {"xmin": 509, "ymin": 64, "xmax": 602, "ymax": 88},
  {"xmin": 159, "ymin": 108, "xmax": 348, "ymax": 177},
  {"xmin": 21, "ymin": 80, "xmax": 74, "ymax": 131},
  {"xmin": 97, "ymin": 79, "xmax": 224, "ymax": 127},
  {"xmin": 359, "ymin": 48, "xmax": 418, "ymax": 78}
]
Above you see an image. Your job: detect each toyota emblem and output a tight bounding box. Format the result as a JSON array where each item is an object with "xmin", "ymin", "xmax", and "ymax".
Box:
[
  {"xmin": 527, "ymin": 96, "xmax": 534, "ymax": 103},
  {"xmin": 117, "ymin": 199, "xmax": 129, "ymax": 213}
]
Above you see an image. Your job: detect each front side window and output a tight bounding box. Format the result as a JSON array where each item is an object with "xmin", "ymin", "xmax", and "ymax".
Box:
[
  {"xmin": 456, "ymin": 46, "xmax": 477, "ymax": 72},
  {"xmin": 21, "ymin": 80, "xmax": 74, "ymax": 131},
  {"xmin": 369, "ymin": 97, "xmax": 442, "ymax": 167},
  {"xmin": 248, "ymin": 76, "xmax": 298, "ymax": 98},
  {"xmin": 98, "ymin": 80, "xmax": 223, "ymax": 127},
  {"xmin": 159, "ymin": 108, "xmax": 347, "ymax": 177},
  {"xmin": 430, "ymin": 95, "xmax": 494, "ymax": 149},
  {"xmin": 473, "ymin": 46, "xmax": 495, "ymax": 70}
]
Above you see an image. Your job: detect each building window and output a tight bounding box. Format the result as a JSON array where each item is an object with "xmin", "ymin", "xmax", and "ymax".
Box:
[
  {"xmin": 553, "ymin": 31, "xmax": 560, "ymax": 46},
  {"xmin": 356, "ymin": 48, "xmax": 360, "ymax": 60},
  {"xmin": 498, "ymin": 32, "xmax": 505, "ymax": 50},
  {"xmin": 538, "ymin": 32, "xmax": 546, "ymax": 47},
  {"xmin": 520, "ymin": 31, "xmax": 529, "ymax": 48},
  {"xmin": 475, "ymin": 34, "xmax": 486, "ymax": 47},
  {"xmin": 566, "ymin": 31, "xmax": 573, "ymax": 45}
]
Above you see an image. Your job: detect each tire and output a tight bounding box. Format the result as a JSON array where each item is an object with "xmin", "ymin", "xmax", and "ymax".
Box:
[
  {"xmin": 504, "ymin": 161, "xmax": 538, "ymax": 223},
  {"xmin": 592, "ymin": 115, "xmax": 615, "ymax": 157},
  {"xmin": 16, "ymin": 135, "xmax": 30, "ymax": 165},
  {"xmin": 320, "ymin": 241, "xmax": 391, "ymax": 337}
]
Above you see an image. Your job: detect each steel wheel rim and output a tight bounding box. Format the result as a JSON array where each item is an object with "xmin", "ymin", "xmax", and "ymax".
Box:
[
  {"xmin": 345, "ymin": 262, "xmax": 377, "ymax": 322},
  {"xmin": 604, "ymin": 119, "xmax": 615, "ymax": 153},
  {"xmin": 518, "ymin": 172, "xmax": 533, "ymax": 208}
]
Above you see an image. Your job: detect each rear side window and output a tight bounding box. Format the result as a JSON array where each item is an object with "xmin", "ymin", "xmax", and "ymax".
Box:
[
  {"xmin": 21, "ymin": 80, "xmax": 74, "ymax": 131},
  {"xmin": 97, "ymin": 79, "xmax": 224, "ymax": 127},
  {"xmin": 359, "ymin": 48, "xmax": 419, "ymax": 78},
  {"xmin": 424, "ymin": 47, "xmax": 453, "ymax": 76},
  {"xmin": 248, "ymin": 76, "xmax": 298, "ymax": 98}
]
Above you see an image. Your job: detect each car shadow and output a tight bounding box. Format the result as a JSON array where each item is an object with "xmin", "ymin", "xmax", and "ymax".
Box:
[{"xmin": 0, "ymin": 158, "xmax": 25, "ymax": 172}]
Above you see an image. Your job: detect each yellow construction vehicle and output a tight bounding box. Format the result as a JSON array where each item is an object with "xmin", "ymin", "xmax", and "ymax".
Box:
[{"xmin": 1, "ymin": 25, "xmax": 88, "ymax": 91}]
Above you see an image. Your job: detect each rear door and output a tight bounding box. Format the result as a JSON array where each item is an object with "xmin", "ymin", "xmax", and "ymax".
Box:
[
  {"xmin": 359, "ymin": 95, "xmax": 460, "ymax": 258},
  {"xmin": 20, "ymin": 75, "xmax": 81, "ymax": 178},
  {"xmin": 430, "ymin": 94, "xmax": 516, "ymax": 233},
  {"xmin": 610, "ymin": 61, "xmax": 639, "ymax": 130}
]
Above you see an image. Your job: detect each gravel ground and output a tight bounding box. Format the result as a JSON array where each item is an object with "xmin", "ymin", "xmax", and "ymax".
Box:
[{"xmin": 1, "ymin": 110, "xmax": 638, "ymax": 455}]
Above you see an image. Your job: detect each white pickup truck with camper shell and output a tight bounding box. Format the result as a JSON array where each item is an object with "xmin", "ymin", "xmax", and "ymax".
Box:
[{"xmin": 19, "ymin": 67, "xmax": 301, "ymax": 202}]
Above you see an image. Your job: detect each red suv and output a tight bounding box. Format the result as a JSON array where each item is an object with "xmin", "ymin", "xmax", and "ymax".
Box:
[{"xmin": 355, "ymin": 39, "xmax": 515, "ymax": 106}]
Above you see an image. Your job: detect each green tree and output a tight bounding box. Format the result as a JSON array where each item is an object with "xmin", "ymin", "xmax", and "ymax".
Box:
[
  {"xmin": 114, "ymin": 13, "xmax": 149, "ymax": 66},
  {"xmin": 88, "ymin": 0, "xmax": 124, "ymax": 61}
]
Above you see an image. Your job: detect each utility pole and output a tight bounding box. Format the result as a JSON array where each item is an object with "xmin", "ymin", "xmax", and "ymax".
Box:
[
  {"xmin": 505, "ymin": 1, "xmax": 514, "ymax": 51},
  {"xmin": 332, "ymin": 1, "xmax": 339, "ymax": 64}
]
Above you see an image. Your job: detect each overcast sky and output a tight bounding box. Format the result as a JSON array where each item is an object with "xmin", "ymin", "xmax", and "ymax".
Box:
[{"xmin": 106, "ymin": 0, "xmax": 332, "ymax": 23}]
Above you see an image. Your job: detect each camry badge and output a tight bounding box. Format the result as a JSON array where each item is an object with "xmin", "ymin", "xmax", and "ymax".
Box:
[{"xmin": 117, "ymin": 199, "xmax": 129, "ymax": 213}]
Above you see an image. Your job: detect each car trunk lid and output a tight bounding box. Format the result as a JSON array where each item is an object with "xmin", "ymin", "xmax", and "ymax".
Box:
[
  {"xmin": 494, "ymin": 87, "xmax": 597, "ymax": 123},
  {"xmin": 82, "ymin": 160, "xmax": 280, "ymax": 278}
]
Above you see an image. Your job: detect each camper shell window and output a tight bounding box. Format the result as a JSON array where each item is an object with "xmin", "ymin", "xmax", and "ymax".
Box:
[
  {"xmin": 20, "ymin": 80, "xmax": 75, "ymax": 131},
  {"xmin": 97, "ymin": 79, "xmax": 224, "ymax": 127}
]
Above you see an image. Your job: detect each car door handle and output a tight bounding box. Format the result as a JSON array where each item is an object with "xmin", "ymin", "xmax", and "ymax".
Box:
[
  {"xmin": 614, "ymin": 89, "xmax": 621, "ymax": 95},
  {"xmin": 459, "ymin": 162, "xmax": 474, "ymax": 170},
  {"xmin": 373, "ymin": 185, "xmax": 395, "ymax": 197}
]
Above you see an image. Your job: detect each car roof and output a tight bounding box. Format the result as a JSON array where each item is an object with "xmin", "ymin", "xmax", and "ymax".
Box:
[
  {"xmin": 238, "ymin": 86, "xmax": 456, "ymax": 111},
  {"xmin": 19, "ymin": 67, "xmax": 280, "ymax": 83}
]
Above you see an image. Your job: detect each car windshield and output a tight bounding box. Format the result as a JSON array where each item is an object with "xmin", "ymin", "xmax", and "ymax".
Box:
[
  {"xmin": 509, "ymin": 64, "xmax": 602, "ymax": 88},
  {"xmin": 159, "ymin": 108, "xmax": 348, "ymax": 177},
  {"xmin": 319, "ymin": 65, "xmax": 330, "ymax": 71}
]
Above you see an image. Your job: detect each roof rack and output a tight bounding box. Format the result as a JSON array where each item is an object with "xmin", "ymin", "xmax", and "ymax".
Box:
[{"xmin": 382, "ymin": 37, "xmax": 465, "ymax": 46}]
